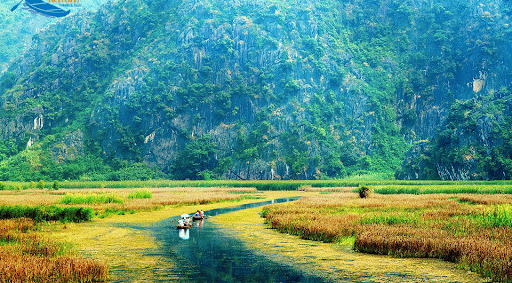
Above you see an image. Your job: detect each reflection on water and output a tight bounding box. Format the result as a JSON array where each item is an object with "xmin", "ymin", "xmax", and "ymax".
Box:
[
  {"xmin": 150, "ymin": 197, "xmax": 326, "ymax": 282},
  {"xmin": 204, "ymin": 197, "xmax": 299, "ymax": 217},
  {"xmin": 102, "ymin": 196, "xmax": 486, "ymax": 283},
  {"xmin": 178, "ymin": 228, "xmax": 189, "ymax": 240},
  {"xmin": 193, "ymin": 219, "xmax": 203, "ymax": 229}
]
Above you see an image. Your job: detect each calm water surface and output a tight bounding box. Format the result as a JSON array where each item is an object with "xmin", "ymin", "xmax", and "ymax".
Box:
[{"xmin": 149, "ymin": 197, "xmax": 331, "ymax": 282}]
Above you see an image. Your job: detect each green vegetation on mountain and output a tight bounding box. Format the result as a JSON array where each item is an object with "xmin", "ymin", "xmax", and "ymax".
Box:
[
  {"xmin": 397, "ymin": 90, "xmax": 512, "ymax": 180},
  {"xmin": 1, "ymin": 0, "xmax": 511, "ymax": 181}
]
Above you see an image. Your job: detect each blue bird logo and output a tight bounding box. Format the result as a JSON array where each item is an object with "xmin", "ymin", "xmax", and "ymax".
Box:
[{"xmin": 11, "ymin": 0, "xmax": 70, "ymax": 17}]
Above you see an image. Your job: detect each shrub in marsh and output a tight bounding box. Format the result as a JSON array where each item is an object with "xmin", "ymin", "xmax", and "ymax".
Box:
[
  {"xmin": 52, "ymin": 180, "xmax": 60, "ymax": 190},
  {"xmin": 358, "ymin": 185, "xmax": 371, "ymax": 198},
  {"xmin": 37, "ymin": 180, "xmax": 45, "ymax": 190},
  {"xmin": 57, "ymin": 206, "xmax": 95, "ymax": 223}
]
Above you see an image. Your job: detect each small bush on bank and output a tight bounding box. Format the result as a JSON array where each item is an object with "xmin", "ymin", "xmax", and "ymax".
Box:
[{"xmin": 358, "ymin": 185, "xmax": 371, "ymax": 198}]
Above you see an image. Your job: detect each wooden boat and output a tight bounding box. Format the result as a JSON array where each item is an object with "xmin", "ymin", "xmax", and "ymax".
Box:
[
  {"xmin": 24, "ymin": 0, "xmax": 70, "ymax": 17},
  {"xmin": 192, "ymin": 216, "xmax": 203, "ymax": 221},
  {"xmin": 176, "ymin": 225, "xmax": 191, "ymax": 229}
]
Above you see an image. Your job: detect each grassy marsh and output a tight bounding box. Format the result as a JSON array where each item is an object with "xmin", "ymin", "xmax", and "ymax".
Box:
[
  {"xmin": 1, "ymin": 180, "xmax": 511, "ymax": 282},
  {"xmin": 3, "ymin": 179, "xmax": 512, "ymax": 193},
  {"xmin": 0, "ymin": 218, "xmax": 108, "ymax": 282},
  {"xmin": 0, "ymin": 187, "xmax": 260, "ymax": 218},
  {"xmin": 211, "ymin": 206, "xmax": 485, "ymax": 282},
  {"xmin": 0, "ymin": 187, "xmax": 282, "ymax": 282},
  {"xmin": 50, "ymin": 190, "xmax": 315, "ymax": 281},
  {"xmin": 262, "ymin": 192, "xmax": 512, "ymax": 282}
]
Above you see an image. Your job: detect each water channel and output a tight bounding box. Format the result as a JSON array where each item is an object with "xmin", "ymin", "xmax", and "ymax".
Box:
[
  {"xmin": 149, "ymin": 197, "xmax": 329, "ymax": 282},
  {"xmin": 130, "ymin": 197, "xmax": 486, "ymax": 283}
]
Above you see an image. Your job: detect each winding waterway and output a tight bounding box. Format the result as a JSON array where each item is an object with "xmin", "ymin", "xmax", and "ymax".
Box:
[
  {"xmin": 149, "ymin": 197, "xmax": 327, "ymax": 282},
  {"xmin": 132, "ymin": 197, "xmax": 486, "ymax": 283}
]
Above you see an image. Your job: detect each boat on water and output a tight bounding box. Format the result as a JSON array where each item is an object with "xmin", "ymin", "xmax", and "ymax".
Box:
[
  {"xmin": 176, "ymin": 213, "xmax": 192, "ymax": 229},
  {"xmin": 193, "ymin": 210, "xmax": 205, "ymax": 221},
  {"xmin": 176, "ymin": 213, "xmax": 204, "ymax": 228}
]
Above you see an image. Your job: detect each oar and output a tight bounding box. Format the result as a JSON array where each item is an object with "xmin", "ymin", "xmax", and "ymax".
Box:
[{"xmin": 11, "ymin": 0, "xmax": 24, "ymax": 11}]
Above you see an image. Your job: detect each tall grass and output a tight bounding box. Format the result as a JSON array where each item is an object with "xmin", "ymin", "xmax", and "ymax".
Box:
[
  {"xmin": 3, "ymin": 180, "xmax": 512, "ymax": 194},
  {"xmin": 0, "ymin": 205, "xmax": 94, "ymax": 223},
  {"xmin": 127, "ymin": 189, "xmax": 152, "ymax": 199},
  {"xmin": 0, "ymin": 187, "xmax": 262, "ymax": 218},
  {"xmin": 58, "ymin": 193, "xmax": 124, "ymax": 205},
  {"xmin": 0, "ymin": 254, "xmax": 109, "ymax": 283},
  {"xmin": 359, "ymin": 213, "xmax": 418, "ymax": 225},
  {"xmin": 354, "ymin": 226, "xmax": 512, "ymax": 282},
  {"xmin": 374, "ymin": 185, "xmax": 512, "ymax": 194},
  {"xmin": 0, "ymin": 219, "xmax": 109, "ymax": 282},
  {"xmin": 477, "ymin": 204, "xmax": 512, "ymax": 228},
  {"xmin": 263, "ymin": 193, "xmax": 512, "ymax": 282}
]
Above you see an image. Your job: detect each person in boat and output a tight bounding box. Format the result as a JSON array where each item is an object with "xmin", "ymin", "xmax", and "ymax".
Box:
[
  {"xmin": 194, "ymin": 210, "xmax": 201, "ymax": 218},
  {"xmin": 184, "ymin": 216, "xmax": 191, "ymax": 226},
  {"xmin": 177, "ymin": 218, "xmax": 185, "ymax": 228},
  {"xmin": 199, "ymin": 210, "xmax": 204, "ymax": 217}
]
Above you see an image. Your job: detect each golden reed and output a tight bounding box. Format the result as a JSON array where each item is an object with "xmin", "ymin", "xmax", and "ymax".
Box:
[{"xmin": 263, "ymin": 193, "xmax": 512, "ymax": 282}]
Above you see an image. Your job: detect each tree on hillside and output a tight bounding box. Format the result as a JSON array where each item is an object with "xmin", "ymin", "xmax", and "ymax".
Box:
[{"xmin": 171, "ymin": 136, "xmax": 219, "ymax": 180}]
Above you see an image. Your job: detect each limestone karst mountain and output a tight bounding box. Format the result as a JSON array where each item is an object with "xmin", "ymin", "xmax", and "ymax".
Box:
[{"xmin": 1, "ymin": 0, "xmax": 511, "ymax": 181}]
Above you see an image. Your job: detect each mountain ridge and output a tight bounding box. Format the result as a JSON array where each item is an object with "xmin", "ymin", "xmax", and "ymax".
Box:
[{"xmin": 1, "ymin": 0, "xmax": 512, "ymax": 181}]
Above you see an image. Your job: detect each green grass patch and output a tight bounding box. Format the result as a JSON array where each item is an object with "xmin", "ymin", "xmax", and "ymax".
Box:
[
  {"xmin": 58, "ymin": 193, "xmax": 124, "ymax": 205},
  {"xmin": 127, "ymin": 189, "xmax": 152, "ymax": 199},
  {"xmin": 0, "ymin": 205, "xmax": 94, "ymax": 222},
  {"xmin": 373, "ymin": 187, "xmax": 421, "ymax": 194},
  {"xmin": 237, "ymin": 195, "xmax": 265, "ymax": 201},
  {"xmin": 374, "ymin": 185, "xmax": 512, "ymax": 195},
  {"xmin": 4, "ymin": 180, "xmax": 512, "ymax": 195},
  {"xmin": 337, "ymin": 236, "xmax": 356, "ymax": 246},
  {"xmin": 476, "ymin": 205, "xmax": 512, "ymax": 228},
  {"xmin": 359, "ymin": 214, "xmax": 418, "ymax": 225}
]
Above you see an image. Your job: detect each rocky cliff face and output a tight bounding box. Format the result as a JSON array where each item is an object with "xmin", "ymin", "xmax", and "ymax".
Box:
[
  {"xmin": 1, "ymin": 0, "xmax": 512, "ymax": 181},
  {"xmin": 393, "ymin": 0, "xmax": 512, "ymax": 180}
]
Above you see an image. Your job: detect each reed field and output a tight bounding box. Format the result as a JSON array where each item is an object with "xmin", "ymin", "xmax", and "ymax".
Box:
[
  {"xmin": 262, "ymin": 192, "xmax": 512, "ymax": 282},
  {"xmin": 2, "ymin": 179, "xmax": 512, "ymax": 192},
  {"xmin": 3, "ymin": 180, "xmax": 512, "ymax": 281},
  {"xmin": 0, "ymin": 187, "xmax": 259, "ymax": 218},
  {"xmin": 0, "ymin": 218, "xmax": 108, "ymax": 282},
  {"xmin": 0, "ymin": 186, "xmax": 260, "ymax": 282}
]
